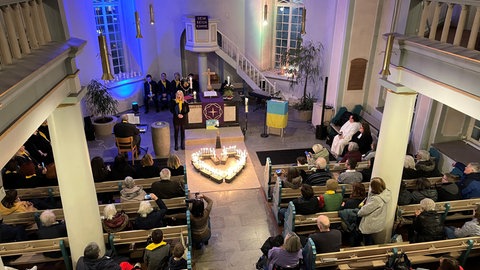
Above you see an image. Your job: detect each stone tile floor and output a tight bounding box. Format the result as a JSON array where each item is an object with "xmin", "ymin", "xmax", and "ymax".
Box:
[{"xmin": 87, "ymin": 100, "xmax": 323, "ymax": 269}]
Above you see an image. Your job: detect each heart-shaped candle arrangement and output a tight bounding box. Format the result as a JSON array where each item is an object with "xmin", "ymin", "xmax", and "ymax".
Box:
[{"xmin": 191, "ymin": 146, "xmax": 248, "ymax": 183}]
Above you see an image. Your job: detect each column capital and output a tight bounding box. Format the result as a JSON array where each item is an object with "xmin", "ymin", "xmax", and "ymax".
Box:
[{"xmin": 379, "ymin": 77, "xmax": 417, "ymax": 95}]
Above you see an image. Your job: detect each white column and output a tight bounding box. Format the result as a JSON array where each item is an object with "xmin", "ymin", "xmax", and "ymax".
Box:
[
  {"xmin": 198, "ymin": 52, "xmax": 208, "ymax": 92},
  {"xmin": 371, "ymin": 88, "xmax": 417, "ymax": 243},
  {"xmin": 48, "ymin": 102, "xmax": 105, "ymax": 266}
]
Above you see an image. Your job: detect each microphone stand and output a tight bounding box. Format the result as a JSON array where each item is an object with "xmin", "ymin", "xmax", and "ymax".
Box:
[{"xmin": 260, "ymin": 102, "xmax": 269, "ymax": 138}]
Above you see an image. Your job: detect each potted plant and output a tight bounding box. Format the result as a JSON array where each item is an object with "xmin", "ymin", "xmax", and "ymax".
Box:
[
  {"xmin": 283, "ymin": 39, "xmax": 324, "ymax": 121},
  {"xmin": 223, "ymin": 84, "xmax": 235, "ymax": 100},
  {"xmin": 85, "ymin": 79, "xmax": 119, "ymax": 137}
]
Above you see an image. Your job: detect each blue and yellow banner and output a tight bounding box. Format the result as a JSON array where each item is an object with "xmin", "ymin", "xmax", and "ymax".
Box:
[{"xmin": 267, "ymin": 100, "xmax": 288, "ymax": 128}]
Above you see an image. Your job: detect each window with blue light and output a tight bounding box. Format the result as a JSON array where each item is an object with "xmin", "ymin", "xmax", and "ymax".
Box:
[{"xmin": 274, "ymin": 0, "xmax": 304, "ymax": 68}]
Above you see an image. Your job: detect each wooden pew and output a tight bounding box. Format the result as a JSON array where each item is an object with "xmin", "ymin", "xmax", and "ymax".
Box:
[
  {"xmin": 3, "ymin": 196, "xmax": 188, "ymax": 226},
  {"xmin": 284, "ymin": 198, "xmax": 480, "ymax": 237},
  {"xmin": 0, "ymin": 237, "xmax": 72, "ymax": 270},
  {"xmin": 283, "ymin": 201, "xmax": 342, "ymax": 236},
  {"xmin": 15, "ymin": 175, "xmax": 185, "ymax": 200},
  {"xmin": 262, "ymin": 157, "xmax": 369, "ymax": 200},
  {"xmin": 303, "ymin": 236, "xmax": 480, "ymax": 269},
  {"xmin": 397, "ymin": 198, "xmax": 480, "ymax": 223},
  {"xmin": 271, "ymin": 181, "xmax": 369, "ymax": 224}
]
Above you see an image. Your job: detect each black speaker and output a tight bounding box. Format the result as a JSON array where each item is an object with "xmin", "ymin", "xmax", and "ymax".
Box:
[
  {"xmin": 316, "ymin": 124, "xmax": 327, "ymax": 140},
  {"xmin": 84, "ymin": 116, "xmax": 95, "ymax": 141}
]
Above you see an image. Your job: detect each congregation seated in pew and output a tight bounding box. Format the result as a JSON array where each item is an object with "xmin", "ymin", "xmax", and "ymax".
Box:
[
  {"xmin": 109, "ymin": 154, "xmax": 136, "ymax": 181},
  {"xmin": 437, "ymin": 173, "xmax": 462, "ymax": 201},
  {"xmin": 337, "ymin": 158, "xmax": 363, "ymax": 184},
  {"xmin": 151, "ymin": 169, "xmax": 185, "ymax": 199},
  {"xmin": 303, "ymin": 158, "xmax": 331, "ymax": 186},
  {"xmin": 37, "ymin": 210, "xmax": 67, "ymax": 258},
  {"xmin": 322, "ymin": 179, "xmax": 343, "ymax": 212},
  {"xmin": 120, "ymin": 176, "xmax": 147, "ymax": 203},
  {"xmin": 136, "ymin": 153, "xmax": 160, "ymax": 179},
  {"xmin": 410, "ymin": 198, "xmax": 445, "ymax": 242},
  {"xmin": 339, "ymin": 142, "xmax": 362, "ymax": 163},
  {"xmin": 134, "ymin": 194, "xmax": 168, "ymax": 230},
  {"xmin": 165, "ymin": 153, "xmax": 184, "ymax": 177},
  {"xmin": 102, "ymin": 204, "xmax": 131, "ymax": 233},
  {"xmin": 308, "ymin": 215, "xmax": 341, "ymax": 254},
  {"xmin": 411, "ymin": 177, "xmax": 438, "ymax": 204},
  {"xmin": 278, "ymin": 184, "xmax": 320, "ymax": 223},
  {"xmin": 445, "ymin": 204, "xmax": 480, "ymax": 239}
]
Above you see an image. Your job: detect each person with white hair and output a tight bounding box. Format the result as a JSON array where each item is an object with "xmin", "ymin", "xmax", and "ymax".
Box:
[
  {"xmin": 411, "ymin": 198, "xmax": 445, "ymax": 242},
  {"xmin": 304, "ymin": 157, "xmax": 332, "ymax": 186},
  {"xmin": 308, "ymin": 143, "xmax": 329, "ymax": 164},
  {"xmin": 151, "ymin": 168, "xmax": 185, "ymax": 199},
  {"xmin": 402, "ymin": 155, "xmax": 420, "ymax": 179},
  {"xmin": 134, "ymin": 193, "xmax": 168, "ymax": 230},
  {"xmin": 120, "ymin": 176, "xmax": 147, "ymax": 202},
  {"xmin": 102, "ymin": 204, "xmax": 130, "ymax": 233},
  {"xmin": 415, "ymin": 149, "xmax": 438, "ymax": 177},
  {"xmin": 37, "ymin": 210, "xmax": 67, "ymax": 258}
]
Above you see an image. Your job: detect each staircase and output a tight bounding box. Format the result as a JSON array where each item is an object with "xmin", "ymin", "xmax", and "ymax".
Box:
[{"xmin": 216, "ymin": 31, "xmax": 279, "ymax": 98}]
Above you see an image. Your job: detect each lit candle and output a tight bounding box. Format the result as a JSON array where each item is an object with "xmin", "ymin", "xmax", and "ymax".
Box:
[
  {"xmin": 245, "ymin": 97, "xmax": 249, "ymax": 113},
  {"xmin": 193, "ymin": 91, "xmax": 197, "ymax": 100},
  {"xmin": 227, "ymin": 76, "xmax": 230, "ymax": 85},
  {"xmin": 189, "ymin": 76, "xmax": 193, "ymax": 89}
]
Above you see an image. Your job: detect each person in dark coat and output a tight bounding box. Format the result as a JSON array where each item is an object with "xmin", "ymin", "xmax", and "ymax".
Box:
[
  {"xmin": 134, "ymin": 194, "xmax": 168, "ymax": 230},
  {"xmin": 304, "ymin": 158, "xmax": 332, "ymax": 186},
  {"xmin": 170, "ymin": 90, "xmax": 190, "ymax": 150},
  {"xmin": 458, "ymin": 162, "xmax": 480, "ymax": 199},
  {"xmin": 278, "ymin": 184, "xmax": 320, "ymax": 222},
  {"xmin": 136, "ymin": 153, "xmax": 160, "ymax": 179},
  {"xmin": 411, "ymin": 198, "xmax": 445, "ymax": 242},
  {"xmin": 158, "ymin": 72, "xmax": 171, "ymax": 110},
  {"xmin": 108, "ymin": 154, "xmax": 136, "ymax": 181},
  {"xmin": 397, "ymin": 181, "xmax": 413, "ymax": 205},
  {"xmin": 341, "ymin": 182, "xmax": 366, "ymax": 209},
  {"xmin": 437, "ymin": 173, "xmax": 461, "ymax": 201},
  {"xmin": 402, "ymin": 155, "xmax": 420, "ymax": 179},
  {"xmin": 151, "ymin": 168, "xmax": 185, "ymax": 199},
  {"xmin": 411, "ymin": 177, "xmax": 438, "ymax": 203},
  {"xmin": 168, "ymin": 243, "xmax": 188, "ymax": 270},
  {"xmin": 113, "ymin": 114, "xmax": 141, "ymax": 153},
  {"xmin": 308, "ymin": 215, "xmax": 342, "ymax": 254},
  {"xmin": 343, "ymin": 122, "xmax": 373, "ymax": 155},
  {"xmin": 76, "ymin": 242, "xmax": 121, "ymax": 270},
  {"xmin": 37, "ymin": 210, "xmax": 68, "ymax": 258},
  {"xmin": 415, "ymin": 150, "xmax": 440, "ymax": 177},
  {"xmin": 166, "ymin": 153, "xmax": 185, "ymax": 176},
  {"xmin": 144, "ymin": 74, "xmax": 159, "ymax": 113}
]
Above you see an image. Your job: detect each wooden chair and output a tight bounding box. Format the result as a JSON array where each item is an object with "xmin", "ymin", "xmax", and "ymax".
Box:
[{"xmin": 115, "ymin": 136, "xmax": 138, "ymax": 165}]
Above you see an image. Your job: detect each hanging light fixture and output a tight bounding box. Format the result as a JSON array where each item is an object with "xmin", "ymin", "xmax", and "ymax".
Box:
[
  {"xmin": 379, "ymin": 0, "xmax": 400, "ymax": 76},
  {"xmin": 98, "ymin": 34, "xmax": 114, "ymax": 81},
  {"xmin": 263, "ymin": 4, "xmax": 268, "ymax": 26},
  {"xmin": 149, "ymin": 4, "xmax": 155, "ymax": 25},
  {"xmin": 135, "ymin": 11, "xmax": 143, "ymax": 38},
  {"xmin": 301, "ymin": 8, "xmax": 307, "ymax": 34}
]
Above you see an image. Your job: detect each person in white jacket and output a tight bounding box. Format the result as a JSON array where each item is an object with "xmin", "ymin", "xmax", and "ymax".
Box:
[
  {"xmin": 357, "ymin": 177, "xmax": 391, "ymax": 245},
  {"xmin": 330, "ymin": 114, "xmax": 361, "ymax": 157}
]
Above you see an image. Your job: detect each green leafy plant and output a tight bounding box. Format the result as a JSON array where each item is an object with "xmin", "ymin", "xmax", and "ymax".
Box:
[
  {"xmin": 293, "ymin": 93, "xmax": 315, "ymax": 111},
  {"xmin": 283, "ymin": 39, "xmax": 324, "ymax": 110},
  {"xmin": 85, "ymin": 79, "xmax": 118, "ymax": 123},
  {"xmin": 223, "ymin": 85, "xmax": 234, "ymax": 98}
]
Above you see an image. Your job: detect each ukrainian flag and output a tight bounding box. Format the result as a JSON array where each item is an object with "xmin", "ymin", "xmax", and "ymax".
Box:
[{"xmin": 266, "ymin": 100, "xmax": 288, "ymax": 128}]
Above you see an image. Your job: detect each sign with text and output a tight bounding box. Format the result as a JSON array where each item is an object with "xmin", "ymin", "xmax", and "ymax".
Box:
[{"xmin": 195, "ymin": 16, "xmax": 209, "ymax": 30}]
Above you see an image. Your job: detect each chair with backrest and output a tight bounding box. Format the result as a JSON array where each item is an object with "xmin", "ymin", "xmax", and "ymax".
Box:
[{"xmin": 115, "ymin": 136, "xmax": 138, "ymax": 165}]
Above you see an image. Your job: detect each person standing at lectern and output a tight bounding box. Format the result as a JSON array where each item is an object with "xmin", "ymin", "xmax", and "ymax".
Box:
[
  {"xmin": 144, "ymin": 74, "xmax": 159, "ymax": 113},
  {"xmin": 114, "ymin": 115, "xmax": 141, "ymax": 154},
  {"xmin": 170, "ymin": 90, "xmax": 190, "ymax": 150}
]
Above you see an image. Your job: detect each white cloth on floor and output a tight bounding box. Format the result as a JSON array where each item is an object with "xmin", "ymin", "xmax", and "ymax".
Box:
[{"xmin": 331, "ymin": 121, "xmax": 361, "ymax": 156}]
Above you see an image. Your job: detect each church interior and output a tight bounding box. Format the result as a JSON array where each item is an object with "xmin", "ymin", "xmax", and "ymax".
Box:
[{"xmin": 1, "ymin": 0, "xmax": 480, "ymax": 269}]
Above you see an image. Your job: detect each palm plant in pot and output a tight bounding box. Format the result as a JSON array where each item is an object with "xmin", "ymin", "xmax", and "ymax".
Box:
[
  {"xmin": 284, "ymin": 39, "xmax": 324, "ymax": 121},
  {"xmin": 85, "ymin": 79, "xmax": 118, "ymax": 137}
]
